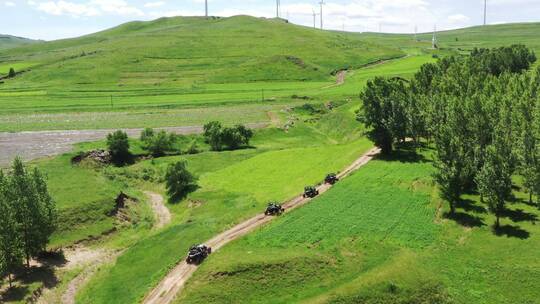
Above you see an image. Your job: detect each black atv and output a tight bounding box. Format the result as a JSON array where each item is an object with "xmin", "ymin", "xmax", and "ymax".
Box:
[
  {"xmin": 325, "ymin": 173, "xmax": 339, "ymax": 185},
  {"xmin": 303, "ymin": 186, "xmax": 319, "ymax": 198},
  {"xmin": 265, "ymin": 203, "xmax": 285, "ymax": 216},
  {"xmin": 186, "ymin": 244, "xmax": 212, "ymax": 264}
]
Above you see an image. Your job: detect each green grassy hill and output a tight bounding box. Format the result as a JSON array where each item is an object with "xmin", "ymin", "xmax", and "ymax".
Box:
[
  {"xmin": 360, "ymin": 22, "xmax": 540, "ymax": 54},
  {"xmin": 0, "ymin": 34, "xmax": 38, "ymax": 50},
  {"xmin": 0, "ymin": 16, "xmax": 401, "ymax": 90}
]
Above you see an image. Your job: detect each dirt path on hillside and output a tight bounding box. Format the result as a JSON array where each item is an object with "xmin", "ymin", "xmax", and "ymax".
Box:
[
  {"xmin": 0, "ymin": 122, "xmax": 268, "ymax": 167},
  {"xmin": 336, "ymin": 70, "xmax": 347, "ymax": 85},
  {"xmin": 35, "ymin": 246, "xmax": 119, "ymax": 304},
  {"xmin": 145, "ymin": 191, "xmax": 171, "ymax": 229},
  {"xmin": 142, "ymin": 146, "xmax": 382, "ymax": 304}
]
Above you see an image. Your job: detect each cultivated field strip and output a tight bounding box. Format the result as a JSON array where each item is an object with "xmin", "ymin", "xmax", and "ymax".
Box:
[{"xmin": 142, "ymin": 147, "xmax": 381, "ymax": 304}]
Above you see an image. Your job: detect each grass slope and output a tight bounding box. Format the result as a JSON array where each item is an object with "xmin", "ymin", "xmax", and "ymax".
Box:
[
  {"xmin": 361, "ymin": 22, "xmax": 540, "ymax": 53},
  {"xmin": 0, "ymin": 34, "xmax": 38, "ymax": 51},
  {"xmin": 0, "ymin": 16, "xmax": 401, "ymax": 114},
  {"xmin": 76, "ymin": 123, "xmax": 374, "ymax": 304},
  {"xmin": 177, "ymin": 147, "xmax": 540, "ymax": 304}
]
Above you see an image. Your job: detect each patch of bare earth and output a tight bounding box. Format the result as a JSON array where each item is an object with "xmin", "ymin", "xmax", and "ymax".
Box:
[
  {"xmin": 144, "ymin": 191, "xmax": 171, "ymax": 229},
  {"xmin": 35, "ymin": 246, "xmax": 119, "ymax": 304}
]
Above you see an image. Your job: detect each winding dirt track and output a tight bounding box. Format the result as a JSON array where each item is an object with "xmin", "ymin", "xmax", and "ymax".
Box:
[
  {"xmin": 145, "ymin": 191, "xmax": 171, "ymax": 229},
  {"xmin": 142, "ymin": 146, "xmax": 381, "ymax": 304}
]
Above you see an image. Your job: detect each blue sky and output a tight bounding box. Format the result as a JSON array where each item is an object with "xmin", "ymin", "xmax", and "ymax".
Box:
[{"xmin": 1, "ymin": 0, "xmax": 539, "ymax": 40}]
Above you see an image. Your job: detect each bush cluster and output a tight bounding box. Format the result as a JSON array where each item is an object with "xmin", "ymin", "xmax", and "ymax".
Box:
[{"xmin": 203, "ymin": 122, "xmax": 253, "ymax": 151}]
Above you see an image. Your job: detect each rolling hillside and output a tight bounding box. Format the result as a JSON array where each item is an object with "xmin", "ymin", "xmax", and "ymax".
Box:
[
  {"xmin": 0, "ymin": 16, "xmax": 402, "ymax": 89},
  {"xmin": 360, "ymin": 22, "xmax": 540, "ymax": 53},
  {"xmin": 0, "ymin": 34, "xmax": 38, "ymax": 50}
]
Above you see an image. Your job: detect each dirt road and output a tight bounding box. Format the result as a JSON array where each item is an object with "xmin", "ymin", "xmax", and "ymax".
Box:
[
  {"xmin": 0, "ymin": 123, "xmax": 268, "ymax": 167},
  {"xmin": 34, "ymin": 246, "xmax": 119, "ymax": 304},
  {"xmin": 142, "ymin": 146, "xmax": 381, "ymax": 304},
  {"xmin": 145, "ymin": 191, "xmax": 171, "ymax": 229}
]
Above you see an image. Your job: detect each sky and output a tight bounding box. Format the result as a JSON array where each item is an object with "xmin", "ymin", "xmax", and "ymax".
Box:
[{"xmin": 1, "ymin": 0, "xmax": 539, "ymax": 40}]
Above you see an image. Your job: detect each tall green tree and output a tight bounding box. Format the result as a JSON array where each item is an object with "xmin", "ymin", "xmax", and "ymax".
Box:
[
  {"xmin": 31, "ymin": 168, "xmax": 57, "ymax": 251},
  {"xmin": 514, "ymin": 74, "xmax": 539, "ymax": 204},
  {"xmin": 475, "ymin": 99, "xmax": 515, "ymax": 228},
  {"xmin": 360, "ymin": 77, "xmax": 408, "ymax": 154},
  {"xmin": 10, "ymin": 158, "xmax": 43, "ymax": 266},
  {"xmin": 0, "ymin": 171, "xmax": 23, "ymax": 287}
]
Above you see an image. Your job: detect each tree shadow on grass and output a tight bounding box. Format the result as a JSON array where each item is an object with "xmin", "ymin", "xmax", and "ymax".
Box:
[
  {"xmin": 19, "ymin": 265, "xmax": 57, "ymax": 289},
  {"xmin": 168, "ymin": 184, "xmax": 200, "ymax": 204},
  {"xmin": 1, "ymin": 265, "xmax": 58, "ymax": 302},
  {"xmin": 501, "ymin": 208, "xmax": 538, "ymax": 223},
  {"xmin": 510, "ymin": 196, "xmax": 538, "ymax": 208},
  {"xmin": 493, "ymin": 224, "xmax": 530, "ymax": 239},
  {"xmin": 376, "ymin": 148, "xmax": 430, "ymax": 164},
  {"xmin": 37, "ymin": 250, "xmax": 67, "ymax": 268},
  {"xmin": 445, "ymin": 211, "xmax": 486, "ymax": 228},
  {"xmin": 1, "ymin": 286, "xmax": 29, "ymax": 302},
  {"xmin": 456, "ymin": 199, "xmax": 487, "ymax": 214}
]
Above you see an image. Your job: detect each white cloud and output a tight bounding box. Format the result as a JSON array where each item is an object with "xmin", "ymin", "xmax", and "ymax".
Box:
[
  {"xmin": 32, "ymin": 0, "xmax": 143, "ymax": 17},
  {"xmin": 36, "ymin": 1, "xmax": 99, "ymax": 17},
  {"xmin": 144, "ymin": 1, "xmax": 165, "ymax": 8},
  {"xmin": 4, "ymin": 1, "xmax": 15, "ymax": 7},
  {"xmin": 448, "ymin": 14, "xmax": 470, "ymax": 24}
]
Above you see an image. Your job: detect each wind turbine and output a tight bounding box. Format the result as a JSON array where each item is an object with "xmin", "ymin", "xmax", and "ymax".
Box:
[
  {"xmin": 276, "ymin": 0, "xmax": 281, "ymax": 18},
  {"xmin": 432, "ymin": 25, "xmax": 438, "ymax": 49},
  {"xmin": 205, "ymin": 0, "xmax": 208, "ymax": 17},
  {"xmin": 319, "ymin": 1, "xmax": 325, "ymax": 30},
  {"xmin": 483, "ymin": 0, "xmax": 487, "ymax": 25},
  {"xmin": 312, "ymin": 9, "xmax": 319, "ymax": 29}
]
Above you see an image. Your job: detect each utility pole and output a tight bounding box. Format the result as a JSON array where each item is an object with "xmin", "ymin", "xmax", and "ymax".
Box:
[
  {"xmin": 414, "ymin": 25, "xmax": 418, "ymax": 41},
  {"xmin": 483, "ymin": 0, "xmax": 487, "ymax": 25},
  {"xmin": 319, "ymin": 1, "xmax": 325, "ymax": 30}
]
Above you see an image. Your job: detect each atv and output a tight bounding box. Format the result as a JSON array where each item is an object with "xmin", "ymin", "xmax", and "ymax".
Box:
[
  {"xmin": 186, "ymin": 244, "xmax": 212, "ymax": 264},
  {"xmin": 265, "ymin": 203, "xmax": 285, "ymax": 216},
  {"xmin": 325, "ymin": 173, "xmax": 339, "ymax": 185},
  {"xmin": 303, "ymin": 186, "xmax": 319, "ymax": 198}
]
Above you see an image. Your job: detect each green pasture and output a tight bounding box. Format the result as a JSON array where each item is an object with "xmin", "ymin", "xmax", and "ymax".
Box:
[
  {"xmin": 76, "ymin": 124, "xmax": 373, "ymax": 304},
  {"xmin": 177, "ymin": 147, "xmax": 540, "ymax": 304}
]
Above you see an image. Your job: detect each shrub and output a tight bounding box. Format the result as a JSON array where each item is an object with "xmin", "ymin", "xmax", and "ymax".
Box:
[
  {"xmin": 106, "ymin": 130, "xmax": 130, "ymax": 162},
  {"xmin": 203, "ymin": 121, "xmax": 223, "ymax": 151},
  {"xmin": 203, "ymin": 121, "xmax": 253, "ymax": 151},
  {"xmin": 140, "ymin": 128, "xmax": 155, "ymax": 143},
  {"xmin": 8, "ymin": 68, "xmax": 15, "ymax": 78},
  {"xmin": 165, "ymin": 161, "xmax": 197, "ymax": 202},
  {"xmin": 146, "ymin": 130, "xmax": 176, "ymax": 157}
]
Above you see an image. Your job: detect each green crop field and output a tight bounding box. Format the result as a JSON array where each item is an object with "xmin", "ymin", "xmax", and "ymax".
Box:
[{"xmin": 176, "ymin": 147, "xmax": 540, "ymax": 304}]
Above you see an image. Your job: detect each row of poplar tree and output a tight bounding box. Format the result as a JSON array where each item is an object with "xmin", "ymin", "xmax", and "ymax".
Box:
[
  {"xmin": 0, "ymin": 158, "xmax": 56, "ymax": 286},
  {"xmin": 360, "ymin": 44, "xmax": 538, "ymax": 228}
]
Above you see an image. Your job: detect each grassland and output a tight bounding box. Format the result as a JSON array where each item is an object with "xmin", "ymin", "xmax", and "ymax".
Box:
[
  {"xmin": 76, "ymin": 119, "xmax": 374, "ymax": 304},
  {"xmin": 0, "ymin": 35, "xmax": 38, "ymax": 51},
  {"xmin": 176, "ymin": 146, "xmax": 540, "ymax": 304},
  {"xmin": 2, "ymin": 17, "xmax": 540, "ymax": 304}
]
